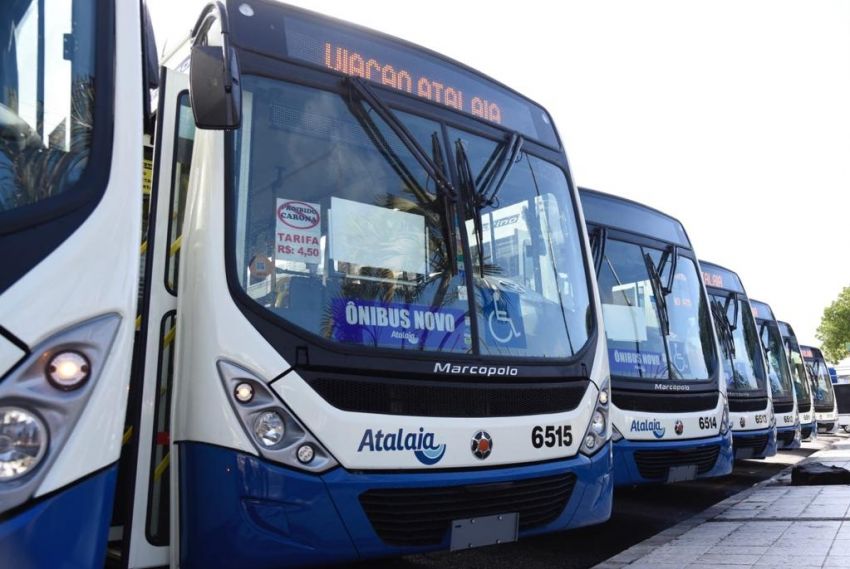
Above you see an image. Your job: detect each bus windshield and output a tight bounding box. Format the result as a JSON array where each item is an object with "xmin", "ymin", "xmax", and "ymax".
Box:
[
  {"xmin": 596, "ymin": 239, "xmax": 714, "ymax": 381},
  {"xmin": 805, "ymin": 353, "xmax": 835, "ymax": 406},
  {"xmin": 757, "ymin": 319, "xmax": 794, "ymax": 401},
  {"xmin": 784, "ymin": 336, "xmax": 813, "ymax": 404},
  {"xmin": 0, "ymin": 0, "xmax": 98, "ymax": 212},
  {"xmin": 231, "ymin": 75, "xmax": 592, "ymax": 358},
  {"xmin": 711, "ymin": 294, "xmax": 766, "ymax": 393}
]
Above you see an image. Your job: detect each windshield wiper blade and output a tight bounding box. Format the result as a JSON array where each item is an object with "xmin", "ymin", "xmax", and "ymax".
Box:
[
  {"xmin": 590, "ymin": 227, "xmax": 608, "ymax": 276},
  {"xmin": 644, "ymin": 252, "xmax": 670, "ymax": 336},
  {"xmin": 455, "ymin": 140, "xmax": 487, "ymax": 276},
  {"xmin": 477, "ymin": 133, "xmax": 523, "ymax": 208},
  {"xmin": 431, "ymin": 132, "xmax": 457, "ymax": 274},
  {"xmin": 657, "ymin": 244, "xmax": 678, "ymax": 295},
  {"xmin": 712, "ymin": 298, "xmax": 736, "ymax": 359},
  {"xmin": 345, "ymin": 77, "xmax": 458, "ymax": 275},
  {"xmin": 346, "ymin": 77, "xmax": 455, "ymax": 198}
]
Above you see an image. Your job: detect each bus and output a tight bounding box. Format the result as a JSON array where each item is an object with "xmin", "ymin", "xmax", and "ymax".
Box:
[
  {"xmin": 700, "ymin": 262, "xmax": 776, "ymax": 459},
  {"xmin": 750, "ymin": 300, "xmax": 801, "ymax": 449},
  {"xmin": 0, "ymin": 0, "xmax": 157, "ymax": 566},
  {"xmin": 778, "ymin": 321, "xmax": 817, "ymax": 440},
  {"xmin": 109, "ymin": 1, "xmax": 613, "ymax": 566},
  {"xmin": 800, "ymin": 345, "xmax": 838, "ymax": 433},
  {"xmin": 579, "ymin": 188, "xmax": 732, "ymax": 486}
]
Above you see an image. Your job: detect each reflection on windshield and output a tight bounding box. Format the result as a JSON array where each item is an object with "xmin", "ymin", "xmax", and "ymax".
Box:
[
  {"xmin": 758, "ymin": 321, "xmax": 794, "ymax": 400},
  {"xmin": 596, "ymin": 238, "xmax": 714, "ymax": 381},
  {"xmin": 0, "ymin": 0, "xmax": 96, "ymax": 212},
  {"xmin": 785, "ymin": 341, "xmax": 813, "ymax": 403},
  {"xmin": 232, "ymin": 76, "xmax": 592, "ymax": 358},
  {"xmin": 711, "ymin": 295, "xmax": 766, "ymax": 393},
  {"xmin": 806, "ymin": 357, "xmax": 835, "ymax": 405}
]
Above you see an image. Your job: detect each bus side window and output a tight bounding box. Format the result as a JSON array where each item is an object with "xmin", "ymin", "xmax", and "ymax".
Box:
[{"xmin": 164, "ymin": 93, "xmax": 195, "ymax": 294}]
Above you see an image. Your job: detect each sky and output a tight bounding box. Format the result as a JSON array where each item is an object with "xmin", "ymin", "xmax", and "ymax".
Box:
[{"xmin": 147, "ymin": 0, "xmax": 850, "ymax": 348}]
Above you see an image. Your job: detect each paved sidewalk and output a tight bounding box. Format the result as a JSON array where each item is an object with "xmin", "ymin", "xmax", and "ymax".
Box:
[{"xmin": 595, "ymin": 435, "xmax": 850, "ymax": 569}]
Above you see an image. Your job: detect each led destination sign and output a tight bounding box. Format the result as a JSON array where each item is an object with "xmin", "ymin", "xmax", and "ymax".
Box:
[
  {"xmin": 700, "ymin": 263, "xmax": 743, "ymax": 293},
  {"xmin": 282, "ymin": 13, "xmax": 558, "ymax": 147}
]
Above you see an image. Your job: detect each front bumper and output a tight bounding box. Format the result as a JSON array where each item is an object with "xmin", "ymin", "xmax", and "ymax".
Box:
[
  {"xmin": 775, "ymin": 423, "xmax": 801, "ymax": 449},
  {"xmin": 178, "ymin": 441, "xmax": 613, "ymax": 568},
  {"xmin": 801, "ymin": 420, "xmax": 817, "ymax": 441},
  {"xmin": 732, "ymin": 426, "xmax": 777, "ymax": 459},
  {"xmin": 0, "ymin": 464, "xmax": 117, "ymax": 569},
  {"xmin": 612, "ymin": 431, "xmax": 733, "ymax": 487}
]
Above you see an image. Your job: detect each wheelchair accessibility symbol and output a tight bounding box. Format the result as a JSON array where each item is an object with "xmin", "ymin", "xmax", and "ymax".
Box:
[{"xmin": 486, "ymin": 290, "xmax": 526, "ymax": 348}]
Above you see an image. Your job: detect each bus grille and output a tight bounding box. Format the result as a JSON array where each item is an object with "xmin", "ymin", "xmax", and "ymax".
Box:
[
  {"xmin": 801, "ymin": 424, "xmax": 814, "ymax": 439},
  {"xmin": 633, "ymin": 445, "xmax": 720, "ymax": 480},
  {"xmin": 613, "ymin": 390, "xmax": 718, "ymax": 413},
  {"xmin": 359, "ymin": 473, "xmax": 576, "ymax": 547},
  {"xmin": 798, "ymin": 400, "xmax": 812, "ymax": 413},
  {"xmin": 772, "ymin": 400, "xmax": 795, "ymax": 414},
  {"xmin": 307, "ymin": 376, "xmax": 588, "ymax": 417},
  {"xmin": 777, "ymin": 430, "xmax": 796, "ymax": 446},
  {"xmin": 729, "ymin": 397, "xmax": 768, "ymax": 412},
  {"xmin": 734, "ymin": 433, "xmax": 769, "ymax": 455}
]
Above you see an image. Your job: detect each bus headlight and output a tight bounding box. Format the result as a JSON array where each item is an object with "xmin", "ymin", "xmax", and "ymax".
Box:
[
  {"xmin": 218, "ymin": 360, "xmax": 337, "ymax": 473},
  {"xmin": 720, "ymin": 403, "xmax": 730, "ymax": 435},
  {"xmin": 0, "ymin": 408, "xmax": 48, "ymax": 481},
  {"xmin": 581, "ymin": 379, "xmax": 610, "ymax": 456},
  {"xmin": 254, "ymin": 411, "xmax": 285, "ymax": 448},
  {"xmin": 591, "ymin": 411, "xmax": 606, "ymax": 435}
]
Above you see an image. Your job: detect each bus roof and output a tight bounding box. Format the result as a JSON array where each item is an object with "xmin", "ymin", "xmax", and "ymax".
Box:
[
  {"xmin": 699, "ymin": 260, "xmax": 745, "ymax": 294},
  {"xmin": 225, "ymin": 0, "xmax": 560, "ymax": 148},
  {"xmin": 578, "ymin": 187, "xmax": 692, "ymax": 248},
  {"xmin": 749, "ymin": 299, "xmax": 775, "ymax": 321}
]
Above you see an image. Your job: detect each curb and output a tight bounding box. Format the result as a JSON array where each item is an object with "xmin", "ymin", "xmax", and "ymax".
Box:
[{"xmin": 592, "ymin": 437, "xmax": 843, "ymax": 569}]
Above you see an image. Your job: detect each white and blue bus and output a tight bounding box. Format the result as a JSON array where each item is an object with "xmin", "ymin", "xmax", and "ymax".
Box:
[
  {"xmin": 579, "ymin": 188, "xmax": 732, "ymax": 486},
  {"xmin": 700, "ymin": 262, "xmax": 776, "ymax": 460},
  {"xmin": 749, "ymin": 300, "xmax": 801, "ymax": 449},
  {"xmin": 0, "ymin": 0, "xmax": 154, "ymax": 566},
  {"xmin": 801, "ymin": 345, "xmax": 838, "ymax": 434},
  {"xmin": 110, "ymin": 2, "xmax": 613, "ymax": 567},
  {"xmin": 778, "ymin": 320, "xmax": 817, "ymax": 440}
]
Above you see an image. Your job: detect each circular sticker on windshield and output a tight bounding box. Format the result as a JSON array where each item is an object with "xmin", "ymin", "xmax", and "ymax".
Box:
[{"xmin": 277, "ymin": 200, "xmax": 320, "ymax": 230}]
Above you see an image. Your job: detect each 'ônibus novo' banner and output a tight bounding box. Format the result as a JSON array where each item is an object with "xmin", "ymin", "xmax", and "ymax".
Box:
[{"xmin": 330, "ymin": 299, "xmax": 466, "ymax": 350}]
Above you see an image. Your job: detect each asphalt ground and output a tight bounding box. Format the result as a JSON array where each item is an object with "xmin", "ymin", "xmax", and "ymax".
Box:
[{"xmin": 340, "ymin": 435, "xmax": 842, "ymax": 569}]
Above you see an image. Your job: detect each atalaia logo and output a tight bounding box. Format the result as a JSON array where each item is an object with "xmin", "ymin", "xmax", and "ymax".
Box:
[{"xmin": 357, "ymin": 427, "xmax": 446, "ymax": 465}]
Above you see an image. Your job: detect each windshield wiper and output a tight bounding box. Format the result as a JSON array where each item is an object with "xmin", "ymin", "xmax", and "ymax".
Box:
[
  {"xmin": 711, "ymin": 298, "xmax": 736, "ymax": 360},
  {"xmin": 590, "ymin": 227, "xmax": 607, "ymax": 276},
  {"xmin": 723, "ymin": 292, "xmax": 739, "ymax": 332},
  {"xmin": 476, "ymin": 132, "xmax": 523, "ymax": 209},
  {"xmin": 455, "ymin": 140, "xmax": 487, "ymax": 276},
  {"xmin": 345, "ymin": 77, "xmax": 458, "ymax": 274},
  {"xmin": 643, "ymin": 252, "xmax": 669, "ymax": 336},
  {"xmin": 657, "ymin": 244, "xmax": 678, "ymax": 295}
]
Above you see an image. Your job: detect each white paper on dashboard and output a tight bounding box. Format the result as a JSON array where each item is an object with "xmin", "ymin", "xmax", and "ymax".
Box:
[
  {"xmin": 602, "ymin": 304, "xmax": 649, "ymax": 342},
  {"xmin": 329, "ymin": 197, "xmax": 426, "ymax": 274}
]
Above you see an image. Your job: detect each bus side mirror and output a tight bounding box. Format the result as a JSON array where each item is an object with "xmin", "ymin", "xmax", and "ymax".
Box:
[{"xmin": 189, "ymin": 44, "xmax": 241, "ymax": 130}]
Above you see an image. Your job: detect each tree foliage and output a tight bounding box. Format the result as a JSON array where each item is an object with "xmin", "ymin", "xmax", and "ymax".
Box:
[{"xmin": 816, "ymin": 286, "xmax": 850, "ymax": 363}]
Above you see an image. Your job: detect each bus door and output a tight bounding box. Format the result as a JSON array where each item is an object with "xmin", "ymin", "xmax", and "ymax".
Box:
[{"xmin": 112, "ymin": 67, "xmax": 191, "ymax": 568}]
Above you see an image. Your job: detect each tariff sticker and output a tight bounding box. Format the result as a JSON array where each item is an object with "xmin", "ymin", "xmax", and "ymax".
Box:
[{"xmin": 275, "ymin": 199, "xmax": 322, "ymax": 264}]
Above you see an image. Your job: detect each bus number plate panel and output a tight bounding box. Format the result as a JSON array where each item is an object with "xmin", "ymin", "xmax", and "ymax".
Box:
[
  {"xmin": 667, "ymin": 464, "xmax": 698, "ymax": 483},
  {"xmin": 449, "ymin": 513, "xmax": 519, "ymax": 551}
]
